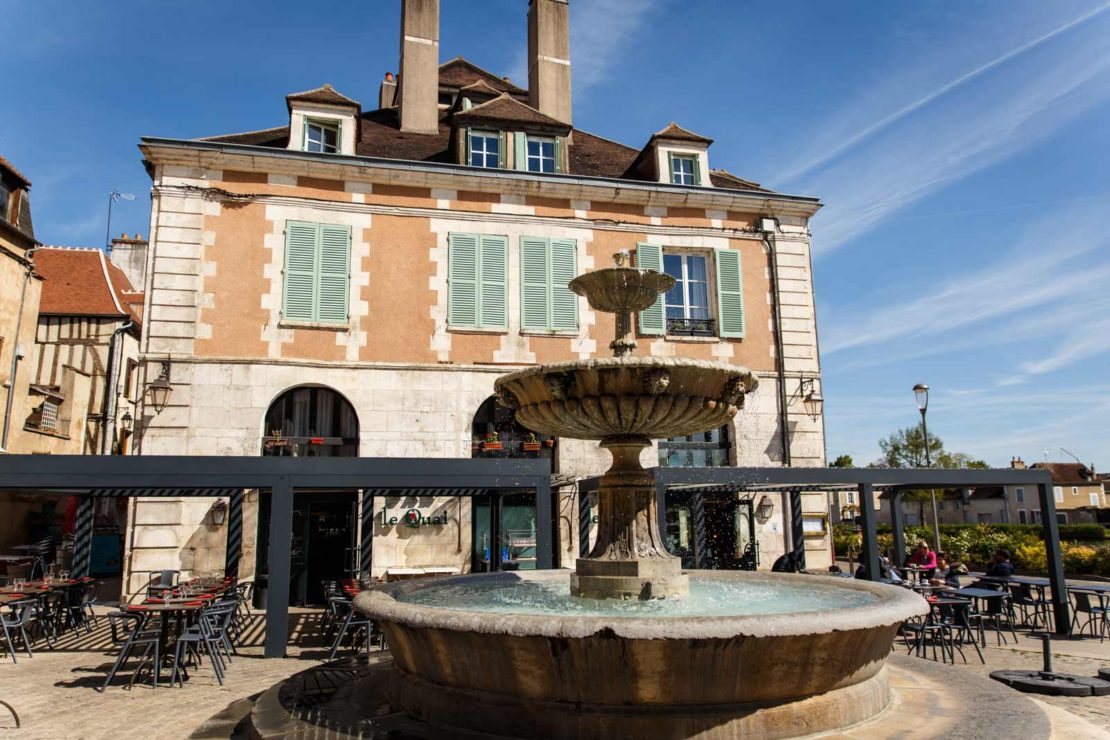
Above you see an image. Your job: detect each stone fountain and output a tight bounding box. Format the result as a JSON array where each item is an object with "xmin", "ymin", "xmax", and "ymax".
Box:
[{"xmin": 356, "ymin": 253, "xmax": 926, "ymax": 738}]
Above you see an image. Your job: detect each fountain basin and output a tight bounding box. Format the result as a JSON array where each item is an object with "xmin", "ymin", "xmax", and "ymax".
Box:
[
  {"xmin": 356, "ymin": 570, "xmax": 927, "ymax": 738},
  {"xmin": 494, "ymin": 356, "xmax": 758, "ymax": 441}
]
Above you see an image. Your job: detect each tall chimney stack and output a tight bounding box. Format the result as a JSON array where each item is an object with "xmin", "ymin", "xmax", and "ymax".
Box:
[
  {"xmin": 528, "ymin": 0, "xmax": 572, "ymax": 125},
  {"xmin": 398, "ymin": 0, "xmax": 439, "ymax": 134}
]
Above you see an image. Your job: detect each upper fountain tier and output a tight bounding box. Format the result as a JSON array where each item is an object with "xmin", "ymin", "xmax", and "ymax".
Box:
[{"xmin": 494, "ymin": 259, "xmax": 757, "ymax": 442}]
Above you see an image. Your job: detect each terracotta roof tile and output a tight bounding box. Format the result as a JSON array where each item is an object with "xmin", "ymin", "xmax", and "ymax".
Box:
[
  {"xmin": 34, "ymin": 247, "xmax": 131, "ymax": 318},
  {"xmin": 454, "ymin": 94, "xmax": 571, "ymax": 131},
  {"xmin": 285, "ymin": 83, "xmax": 360, "ymax": 109},
  {"xmin": 651, "ymin": 122, "xmax": 713, "ymax": 145},
  {"xmin": 1033, "ymin": 462, "xmax": 1097, "ymax": 485},
  {"xmin": 438, "ymin": 58, "xmax": 526, "ymax": 96}
]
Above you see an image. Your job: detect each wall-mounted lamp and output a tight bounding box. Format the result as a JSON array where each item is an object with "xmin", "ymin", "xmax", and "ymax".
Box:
[
  {"xmin": 119, "ymin": 411, "xmax": 134, "ymax": 434},
  {"xmin": 145, "ymin": 362, "xmax": 173, "ymax": 414},
  {"xmin": 799, "ymin": 378, "xmax": 824, "ymax": 421},
  {"xmin": 756, "ymin": 495, "xmax": 775, "ymax": 522},
  {"xmin": 209, "ymin": 499, "xmax": 228, "ymax": 526}
]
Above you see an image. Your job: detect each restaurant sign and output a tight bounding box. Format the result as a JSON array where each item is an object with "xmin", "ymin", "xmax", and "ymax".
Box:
[{"xmin": 380, "ymin": 506, "xmax": 448, "ymax": 529}]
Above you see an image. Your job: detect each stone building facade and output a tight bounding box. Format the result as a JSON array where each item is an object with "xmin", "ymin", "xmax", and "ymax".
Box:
[{"xmin": 124, "ymin": 0, "xmax": 828, "ymax": 596}]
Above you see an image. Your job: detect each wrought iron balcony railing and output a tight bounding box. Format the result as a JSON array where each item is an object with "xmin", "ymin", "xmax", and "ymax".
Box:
[{"xmin": 666, "ymin": 317, "xmax": 715, "ymax": 337}]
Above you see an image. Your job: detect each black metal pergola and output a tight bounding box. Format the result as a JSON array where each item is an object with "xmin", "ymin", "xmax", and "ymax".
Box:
[
  {"xmin": 583, "ymin": 465, "xmax": 1070, "ymax": 634},
  {"xmin": 0, "ymin": 455, "xmax": 553, "ymax": 657}
]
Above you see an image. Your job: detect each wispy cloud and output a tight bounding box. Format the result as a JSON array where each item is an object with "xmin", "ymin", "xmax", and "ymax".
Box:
[
  {"xmin": 775, "ymin": 5, "xmax": 1110, "ymax": 255},
  {"xmin": 823, "ymin": 206, "xmax": 1110, "ymax": 357},
  {"xmin": 509, "ymin": 0, "xmax": 666, "ymax": 97}
]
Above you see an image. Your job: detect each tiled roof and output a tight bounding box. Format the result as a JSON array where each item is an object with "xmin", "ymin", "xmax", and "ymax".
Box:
[
  {"xmin": 651, "ymin": 122, "xmax": 713, "ymax": 145},
  {"xmin": 1033, "ymin": 462, "xmax": 1096, "ymax": 485},
  {"xmin": 0, "ymin": 155, "xmax": 31, "ymax": 188},
  {"xmin": 34, "ymin": 247, "xmax": 140, "ymax": 322},
  {"xmin": 457, "ymin": 79, "xmax": 505, "ymax": 100},
  {"xmin": 454, "ymin": 94, "xmax": 571, "ymax": 131},
  {"xmin": 286, "ymin": 84, "xmax": 360, "ymax": 109},
  {"xmin": 197, "ymin": 58, "xmax": 772, "ymax": 192},
  {"xmin": 438, "ymin": 58, "xmax": 526, "ymax": 96}
]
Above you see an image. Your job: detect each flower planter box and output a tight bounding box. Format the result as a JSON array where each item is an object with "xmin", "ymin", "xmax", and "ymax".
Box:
[
  {"xmin": 482, "ymin": 442, "xmax": 503, "ymax": 451},
  {"xmin": 522, "ymin": 442, "xmax": 542, "ymax": 452},
  {"xmin": 544, "ymin": 438, "xmax": 555, "ymax": 448}
]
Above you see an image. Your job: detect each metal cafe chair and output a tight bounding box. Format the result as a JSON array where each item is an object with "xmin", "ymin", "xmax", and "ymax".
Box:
[
  {"xmin": 99, "ymin": 610, "xmax": 164, "ymax": 691},
  {"xmin": 1070, "ymin": 591, "xmax": 1109, "ymax": 642},
  {"xmin": 1008, "ymin": 582, "xmax": 1049, "ymax": 630},
  {"xmin": 0, "ymin": 601, "xmax": 37, "ymax": 663},
  {"xmin": 327, "ymin": 597, "xmax": 376, "ymax": 660},
  {"xmin": 936, "ymin": 599, "xmax": 984, "ymax": 665}
]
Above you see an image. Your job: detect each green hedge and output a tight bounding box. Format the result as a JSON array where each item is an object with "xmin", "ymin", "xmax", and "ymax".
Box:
[{"xmin": 870, "ymin": 522, "xmax": 1106, "ymax": 541}]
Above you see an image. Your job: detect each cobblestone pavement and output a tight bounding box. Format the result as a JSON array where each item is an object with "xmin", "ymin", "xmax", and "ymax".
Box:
[
  {"xmin": 2, "ymin": 604, "xmax": 1109, "ymax": 738},
  {"xmin": 0, "ymin": 607, "xmax": 334, "ymax": 740}
]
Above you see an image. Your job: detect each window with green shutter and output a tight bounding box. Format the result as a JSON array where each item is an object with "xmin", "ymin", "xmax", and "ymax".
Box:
[
  {"xmin": 636, "ymin": 242, "xmax": 665, "ymax": 335},
  {"xmin": 282, "ymin": 220, "xmax": 351, "ymax": 324},
  {"xmin": 519, "ymin": 237, "xmax": 578, "ymax": 331},
  {"xmin": 714, "ymin": 248, "xmax": 745, "ymax": 338},
  {"xmin": 448, "ymin": 233, "xmax": 508, "ymax": 330}
]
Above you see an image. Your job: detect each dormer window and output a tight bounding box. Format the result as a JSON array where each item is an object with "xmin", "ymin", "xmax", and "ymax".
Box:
[
  {"xmin": 304, "ymin": 119, "xmax": 340, "ymax": 154},
  {"xmin": 526, "ymin": 136, "xmax": 557, "ymax": 173},
  {"xmin": 669, "ymin": 154, "xmax": 700, "ymax": 186},
  {"xmin": 468, "ymin": 130, "xmax": 501, "ymax": 168}
]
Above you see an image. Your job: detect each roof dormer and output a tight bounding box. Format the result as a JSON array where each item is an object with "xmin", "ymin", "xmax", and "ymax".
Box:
[
  {"xmin": 285, "ymin": 84, "xmax": 361, "ymax": 156},
  {"xmin": 452, "ymin": 93, "xmax": 572, "ymax": 173},
  {"xmin": 629, "ymin": 123, "xmax": 714, "ymax": 186}
]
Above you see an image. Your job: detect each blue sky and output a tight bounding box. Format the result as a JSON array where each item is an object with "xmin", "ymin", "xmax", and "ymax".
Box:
[{"xmin": 3, "ymin": 1, "xmax": 1108, "ymax": 468}]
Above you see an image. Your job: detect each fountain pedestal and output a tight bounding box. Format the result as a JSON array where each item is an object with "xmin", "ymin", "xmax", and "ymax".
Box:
[{"xmin": 571, "ymin": 435, "xmax": 689, "ymax": 599}]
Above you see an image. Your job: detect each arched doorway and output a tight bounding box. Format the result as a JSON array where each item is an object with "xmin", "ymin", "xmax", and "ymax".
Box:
[
  {"xmin": 469, "ymin": 396, "xmax": 554, "ymax": 573},
  {"xmin": 258, "ymin": 386, "xmax": 360, "ymax": 604}
]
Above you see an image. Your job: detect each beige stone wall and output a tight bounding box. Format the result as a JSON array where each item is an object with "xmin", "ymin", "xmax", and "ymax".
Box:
[{"xmin": 0, "ymin": 254, "xmax": 42, "ymax": 452}]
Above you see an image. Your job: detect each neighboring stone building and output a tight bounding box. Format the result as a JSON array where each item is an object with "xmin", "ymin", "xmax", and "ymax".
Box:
[
  {"xmin": 127, "ymin": 0, "xmax": 827, "ymax": 598},
  {"xmin": 1003, "ymin": 458, "xmax": 1103, "ymax": 525}
]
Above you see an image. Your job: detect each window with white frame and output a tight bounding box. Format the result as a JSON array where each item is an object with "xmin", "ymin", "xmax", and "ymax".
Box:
[
  {"xmin": 663, "ymin": 252, "xmax": 711, "ymax": 335},
  {"xmin": 1057, "ymin": 512, "xmax": 1068, "ymax": 524},
  {"xmin": 469, "ymin": 130, "xmax": 500, "ymax": 168},
  {"xmin": 1031, "ymin": 510, "xmax": 1042, "ymax": 524},
  {"xmin": 304, "ymin": 119, "xmax": 339, "ymax": 154},
  {"xmin": 1054, "ymin": 486, "xmax": 1063, "ymax": 502},
  {"xmin": 1071, "ymin": 486, "xmax": 1078, "ymax": 495},
  {"xmin": 526, "ymin": 136, "xmax": 556, "ymax": 173},
  {"xmin": 1015, "ymin": 487, "xmax": 1025, "ymax": 503},
  {"xmin": 1091, "ymin": 492, "xmax": 1101, "ymax": 507},
  {"xmin": 1018, "ymin": 509, "xmax": 1028, "ymax": 524},
  {"xmin": 669, "ymin": 154, "xmax": 699, "ymax": 185}
]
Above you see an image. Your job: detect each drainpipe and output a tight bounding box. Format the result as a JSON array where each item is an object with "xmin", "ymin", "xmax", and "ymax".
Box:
[
  {"xmin": 2, "ymin": 246, "xmax": 39, "ymax": 450},
  {"xmin": 759, "ymin": 225, "xmax": 790, "ymax": 466},
  {"xmin": 99, "ymin": 319, "xmax": 135, "ymax": 455}
]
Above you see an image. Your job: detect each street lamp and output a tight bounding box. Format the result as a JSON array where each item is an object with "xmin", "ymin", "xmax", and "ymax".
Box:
[
  {"xmin": 105, "ymin": 190, "xmax": 136, "ymax": 252},
  {"xmin": 119, "ymin": 411, "xmax": 133, "ymax": 433},
  {"xmin": 913, "ymin": 383, "xmax": 941, "ymax": 553},
  {"xmin": 145, "ymin": 363, "xmax": 173, "ymax": 414},
  {"xmin": 800, "ymin": 379, "xmax": 824, "ymax": 421}
]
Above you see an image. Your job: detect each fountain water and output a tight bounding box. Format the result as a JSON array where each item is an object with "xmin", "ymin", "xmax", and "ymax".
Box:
[{"xmin": 356, "ymin": 253, "xmax": 926, "ymax": 738}]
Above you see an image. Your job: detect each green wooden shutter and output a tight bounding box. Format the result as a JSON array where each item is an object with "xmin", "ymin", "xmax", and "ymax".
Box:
[
  {"xmin": 498, "ymin": 131, "xmax": 507, "ymax": 169},
  {"xmin": 550, "ymin": 238, "xmax": 578, "ymax": 330},
  {"xmin": 636, "ymin": 242, "xmax": 665, "ymax": 335},
  {"xmin": 514, "ymin": 132, "xmax": 529, "ymax": 172},
  {"xmin": 464, "ymin": 127, "xmax": 473, "ymax": 167},
  {"xmin": 554, "ymin": 137, "xmax": 563, "ymax": 174},
  {"xmin": 283, "ymin": 221, "xmax": 318, "ymax": 321},
  {"xmin": 520, "ymin": 236, "xmax": 550, "ymax": 330},
  {"xmin": 478, "ymin": 235, "xmax": 508, "ymax": 329},
  {"xmin": 448, "ymin": 233, "xmax": 479, "ymax": 328},
  {"xmin": 317, "ymin": 224, "xmax": 351, "ymax": 323},
  {"xmin": 715, "ymin": 248, "xmax": 745, "ymax": 338},
  {"xmin": 667, "ymin": 153, "xmax": 676, "ymax": 184},
  {"xmin": 691, "ymin": 154, "xmax": 701, "ymax": 186}
]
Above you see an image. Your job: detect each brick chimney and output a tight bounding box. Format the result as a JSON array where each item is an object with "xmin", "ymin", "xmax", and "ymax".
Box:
[
  {"xmin": 528, "ymin": 0, "xmax": 572, "ymax": 125},
  {"xmin": 109, "ymin": 232, "xmax": 149, "ymax": 291},
  {"xmin": 1011, "ymin": 456, "xmax": 1026, "ymax": 470},
  {"xmin": 379, "ymin": 71, "xmax": 398, "ymax": 109},
  {"xmin": 398, "ymin": 0, "xmax": 439, "ymax": 134}
]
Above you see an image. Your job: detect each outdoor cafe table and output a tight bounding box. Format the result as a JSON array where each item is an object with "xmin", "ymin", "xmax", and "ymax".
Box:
[{"xmin": 125, "ymin": 601, "xmax": 207, "ymax": 681}]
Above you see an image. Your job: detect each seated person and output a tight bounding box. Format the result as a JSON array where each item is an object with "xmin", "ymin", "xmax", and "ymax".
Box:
[
  {"xmin": 984, "ymin": 548, "xmax": 1015, "ymax": 579},
  {"xmin": 928, "ymin": 553, "xmax": 960, "ymax": 589},
  {"xmin": 905, "ymin": 540, "xmax": 937, "ymax": 578},
  {"xmin": 880, "ymin": 556, "xmax": 903, "ymax": 584}
]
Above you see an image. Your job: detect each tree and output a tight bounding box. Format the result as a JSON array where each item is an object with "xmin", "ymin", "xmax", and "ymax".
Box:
[
  {"xmin": 878, "ymin": 426, "xmax": 944, "ymax": 469},
  {"xmin": 829, "ymin": 454, "xmax": 854, "ymax": 468}
]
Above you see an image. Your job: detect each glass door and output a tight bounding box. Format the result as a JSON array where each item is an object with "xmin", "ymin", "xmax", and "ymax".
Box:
[{"xmin": 472, "ymin": 493, "xmax": 537, "ymax": 572}]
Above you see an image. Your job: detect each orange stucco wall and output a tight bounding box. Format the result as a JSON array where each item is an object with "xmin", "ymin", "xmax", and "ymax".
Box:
[{"xmin": 192, "ymin": 171, "xmax": 775, "ymax": 372}]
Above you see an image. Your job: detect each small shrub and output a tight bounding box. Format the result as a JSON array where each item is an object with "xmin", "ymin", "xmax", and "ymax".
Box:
[
  {"xmin": 1063, "ymin": 544, "xmax": 1100, "ymax": 575},
  {"xmin": 1058, "ymin": 524, "xmax": 1107, "ymax": 541},
  {"xmin": 1013, "ymin": 543, "xmax": 1047, "ymax": 572}
]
